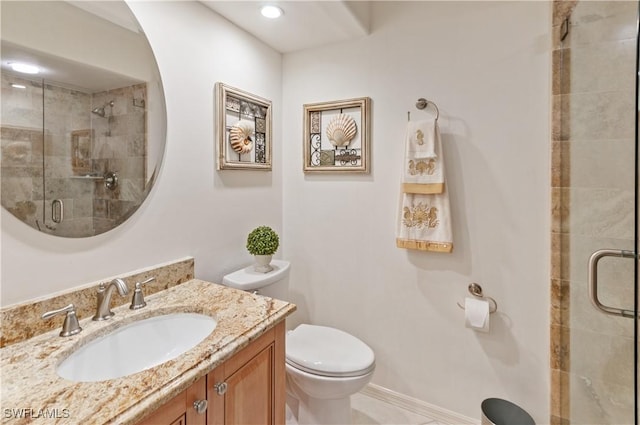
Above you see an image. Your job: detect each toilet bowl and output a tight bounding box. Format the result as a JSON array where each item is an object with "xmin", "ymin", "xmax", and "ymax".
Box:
[
  {"xmin": 285, "ymin": 323, "xmax": 375, "ymax": 424},
  {"xmin": 222, "ymin": 260, "xmax": 376, "ymax": 425}
]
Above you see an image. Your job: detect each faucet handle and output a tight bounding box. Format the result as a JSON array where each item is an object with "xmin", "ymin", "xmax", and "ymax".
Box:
[
  {"xmin": 42, "ymin": 303, "xmax": 82, "ymax": 337},
  {"xmin": 130, "ymin": 277, "xmax": 155, "ymax": 310}
]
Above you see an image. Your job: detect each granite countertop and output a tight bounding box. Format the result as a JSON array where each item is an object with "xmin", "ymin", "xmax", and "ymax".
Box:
[{"xmin": 0, "ymin": 279, "xmax": 296, "ymax": 424}]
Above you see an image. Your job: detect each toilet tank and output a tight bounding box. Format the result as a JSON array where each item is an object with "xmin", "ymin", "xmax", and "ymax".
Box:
[{"xmin": 221, "ymin": 259, "xmax": 290, "ymax": 301}]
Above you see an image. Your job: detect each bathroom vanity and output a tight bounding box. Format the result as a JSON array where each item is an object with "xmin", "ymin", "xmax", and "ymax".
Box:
[
  {"xmin": 138, "ymin": 321, "xmax": 285, "ymax": 425},
  {"xmin": 0, "ymin": 276, "xmax": 295, "ymax": 425}
]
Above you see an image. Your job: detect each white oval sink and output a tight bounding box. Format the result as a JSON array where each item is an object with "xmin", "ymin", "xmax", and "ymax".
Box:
[{"xmin": 57, "ymin": 313, "xmax": 217, "ymax": 382}]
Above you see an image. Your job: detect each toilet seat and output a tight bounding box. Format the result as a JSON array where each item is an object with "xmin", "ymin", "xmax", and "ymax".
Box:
[{"xmin": 286, "ymin": 324, "xmax": 375, "ymax": 378}]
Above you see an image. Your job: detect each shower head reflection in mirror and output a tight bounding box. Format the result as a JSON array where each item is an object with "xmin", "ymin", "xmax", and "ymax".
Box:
[{"xmin": 91, "ymin": 101, "xmax": 114, "ymax": 118}]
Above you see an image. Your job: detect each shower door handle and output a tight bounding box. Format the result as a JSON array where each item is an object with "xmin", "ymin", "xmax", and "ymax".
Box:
[
  {"xmin": 51, "ymin": 199, "xmax": 64, "ymax": 223},
  {"xmin": 588, "ymin": 249, "xmax": 637, "ymax": 318}
]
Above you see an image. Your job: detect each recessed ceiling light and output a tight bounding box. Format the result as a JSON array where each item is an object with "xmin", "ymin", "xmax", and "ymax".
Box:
[
  {"xmin": 261, "ymin": 5, "xmax": 283, "ymax": 19},
  {"xmin": 10, "ymin": 62, "xmax": 39, "ymax": 75},
  {"xmin": 10, "ymin": 84, "xmax": 27, "ymax": 89}
]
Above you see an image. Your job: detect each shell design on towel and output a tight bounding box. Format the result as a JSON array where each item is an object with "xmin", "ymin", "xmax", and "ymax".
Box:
[
  {"xmin": 408, "ymin": 159, "xmax": 436, "ymax": 176},
  {"xmin": 326, "ymin": 114, "xmax": 357, "ymax": 147},
  {"xmin": 402, "ymin": 203, "xmax": 439, "ymax": 229},
  {"xmin": 229, "ymin": 121, "xmax": 254, "ymax": 154}
]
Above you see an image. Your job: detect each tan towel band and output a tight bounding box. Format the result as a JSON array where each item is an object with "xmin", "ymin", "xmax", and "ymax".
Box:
[
  {"xmin": 402, "ymin": 183, "xmax": 444, "ymax": 194},
  {"xmin": 396, "ymin": 238, "xmax": 453, "ymax": 253}
]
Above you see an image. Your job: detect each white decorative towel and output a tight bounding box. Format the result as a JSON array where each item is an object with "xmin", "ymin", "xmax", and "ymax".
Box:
[
  {"xmin": 396, "ymin": 119, "xmax": 452, "ymax": 253},
  {"xmin": 407, "ymin": 119, "xmax": 437, "ymax": 158},
  {"xmin": 396, "ymin": 190, "xmax": 453, "ymax": 253},
  {"xmin": 403, "ymin": 119, "xmax": 444, "ymax": 195}
]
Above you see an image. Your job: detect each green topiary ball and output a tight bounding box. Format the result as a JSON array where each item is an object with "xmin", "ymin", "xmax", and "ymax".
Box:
[{"xmin": 246, "ymin": 226, "xmax": 279, "ymax": 256}]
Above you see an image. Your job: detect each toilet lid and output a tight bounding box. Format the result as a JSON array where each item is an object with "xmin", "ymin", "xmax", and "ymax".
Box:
[{"xmin": 286, "ymin": 324, "xmax": 375, "ymax": 378}]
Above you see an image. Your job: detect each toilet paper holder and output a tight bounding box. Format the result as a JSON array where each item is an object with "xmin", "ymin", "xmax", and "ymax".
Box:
[{"xmin": 457, "ymin": 283, "xmax": 498, "ymax": 314}]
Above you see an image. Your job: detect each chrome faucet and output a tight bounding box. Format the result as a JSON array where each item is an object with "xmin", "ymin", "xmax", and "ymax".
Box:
[{"xmin": 93, "ymin": 278, "xmax": 129, "ymax": 321}]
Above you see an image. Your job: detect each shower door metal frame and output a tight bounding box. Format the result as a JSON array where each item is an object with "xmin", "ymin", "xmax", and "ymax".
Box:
[{"xmin": 635, "ymin": 4, "xmax": 639, "ymax": 421}]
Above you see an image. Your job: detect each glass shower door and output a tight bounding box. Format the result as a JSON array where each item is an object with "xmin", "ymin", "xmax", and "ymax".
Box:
[
  {"xmin": 0, "ymin": 74, "xmax": 45, "ymax": 231},
  {"xmin": 41, "ymin": 80, "xmax": 95, "ymax": 236},
  {"xmin": 554, "ymin": 1, "xmax": 638, "ymax": 424}
]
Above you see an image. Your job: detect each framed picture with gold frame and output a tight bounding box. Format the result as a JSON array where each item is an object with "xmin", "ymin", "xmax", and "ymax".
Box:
[
  {"xmin": 216, "ymin": 82, "xmax": 272, "ymax": 170},
  {"xmin": 303, "ymin": 97, "xmax": 371, "ymax": 173}
]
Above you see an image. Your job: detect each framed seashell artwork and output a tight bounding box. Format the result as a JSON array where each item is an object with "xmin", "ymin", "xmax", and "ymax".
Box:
[
  {"xmin": 303, "ymin": 97, "xmax": 371, "ymax": 173},
  {"xmin": 215, "ymin": 82, "xmax": 272, "ymax": 170}
]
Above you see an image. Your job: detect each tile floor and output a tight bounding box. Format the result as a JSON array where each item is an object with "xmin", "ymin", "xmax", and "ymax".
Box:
[{"xmin": 351, "ymin": 392, "xmax": 443, "ymax": 425}]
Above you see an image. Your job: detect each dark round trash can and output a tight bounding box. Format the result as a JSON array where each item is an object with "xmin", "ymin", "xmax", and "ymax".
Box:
[{"xmin": 481, "ymin": 398, "xmax": 535, "ymax": 425}]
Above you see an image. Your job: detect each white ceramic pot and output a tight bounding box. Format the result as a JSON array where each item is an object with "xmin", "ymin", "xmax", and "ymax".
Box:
[{"xmin": 254, "ymin": 255, "xmax": 273, "ymax": 273}]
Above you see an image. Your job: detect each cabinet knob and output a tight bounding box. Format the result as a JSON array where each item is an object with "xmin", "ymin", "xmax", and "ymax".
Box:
[
  {"xmin": 214, "ymin": 382, "xmax": 228, "ymax": 395},
  {"xmin": 193, "ymin": 399, "xmax": 208, "ymax": 414}
]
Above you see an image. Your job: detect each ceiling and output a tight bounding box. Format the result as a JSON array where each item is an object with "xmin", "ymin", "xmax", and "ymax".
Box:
[
  {"xmin": 66, "ymin": 1, "xmax": 143, "ymax": 33},
  {"xmin": 1, "ymin": 41, "xmax": 141, "ymax": 93},
  {"xmin": 200, "ymin": 1, "xmax": 371, "ymax": 53},
  {"xmin": 3, "ymin": 1, "xmax": 370, "ymax": 91},
  {"xmin": 1, "ymin": 2, "xmax": 142, "ymax": 93}
]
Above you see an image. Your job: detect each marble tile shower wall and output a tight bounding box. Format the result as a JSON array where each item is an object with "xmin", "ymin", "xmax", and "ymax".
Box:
[
  {"xmin": 0, "ymin": 76, "xmax": 146, "ymax": 236},
  {"xmin": 551, "ymin": 2, "xmax": 637, "ymax": 424},
  {"xmin": 90, "ymin": 84, "xmax": 147, "ymax": 235}
]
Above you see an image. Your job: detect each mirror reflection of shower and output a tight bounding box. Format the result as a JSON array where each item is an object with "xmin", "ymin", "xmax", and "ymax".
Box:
[{"xmin": 91, "ymin": 100, "xmax": 114, "ymax": 136}]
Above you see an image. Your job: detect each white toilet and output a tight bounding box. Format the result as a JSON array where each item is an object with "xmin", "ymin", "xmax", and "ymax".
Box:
[{"xmin": 222, "ymin": 260, "xmax": 375, "ymax": 425}]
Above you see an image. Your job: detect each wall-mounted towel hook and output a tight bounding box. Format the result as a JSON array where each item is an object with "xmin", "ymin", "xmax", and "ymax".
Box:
[
  {"xmin": 408, "ymin": 97, "xmax": 440, "ymax": 122},
  {"xmin": 457, "ymin": 283, "xmax": 498, "ymax": 313}
]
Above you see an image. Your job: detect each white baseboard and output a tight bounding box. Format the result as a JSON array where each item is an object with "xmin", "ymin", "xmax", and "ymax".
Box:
[{"xmin": 360, "ymin": 383, "xmax": 479, "ymax": 425}]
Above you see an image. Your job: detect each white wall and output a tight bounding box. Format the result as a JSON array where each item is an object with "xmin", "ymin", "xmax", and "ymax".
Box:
[
  {"xmin": 1, "ymin": 1, "xmax": 283, "ymax": 305},
  {"xmin": 282, "ymin": 1, "xmax": 551, "ymax": 421}
]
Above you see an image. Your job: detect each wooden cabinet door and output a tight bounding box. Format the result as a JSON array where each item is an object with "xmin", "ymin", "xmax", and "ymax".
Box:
[
  {"xmin": 137, "ymin": 394, "xmax": 185, "ymax": 425},
  {"xmin": 170, "ymin": 415, "xmax": 187, "ymax": 425},
  {"xmin": 226, "ymin": 344, "xmax": 273, "ymax": 424},
  {"xmin": 186, "ymin": 375, "xmax": 208, "ymax": 425},
  {"xmin": 208, "ymin": 322, "xmax": 285, "ymax": 425},
  {"xmin": 137, "ymin": 376, "xmax": 207, "ymax": 425}
]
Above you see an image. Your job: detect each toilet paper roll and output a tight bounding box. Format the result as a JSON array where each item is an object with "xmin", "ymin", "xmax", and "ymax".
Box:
[{"xmin": 464, "ymin": 297, "xmax": 490, "ymax": 333}]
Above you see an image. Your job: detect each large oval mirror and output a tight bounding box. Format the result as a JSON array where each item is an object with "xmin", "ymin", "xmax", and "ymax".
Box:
[{"xmin": 1, "ymin": 1, "xmax": 166, "ymax": 237}]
